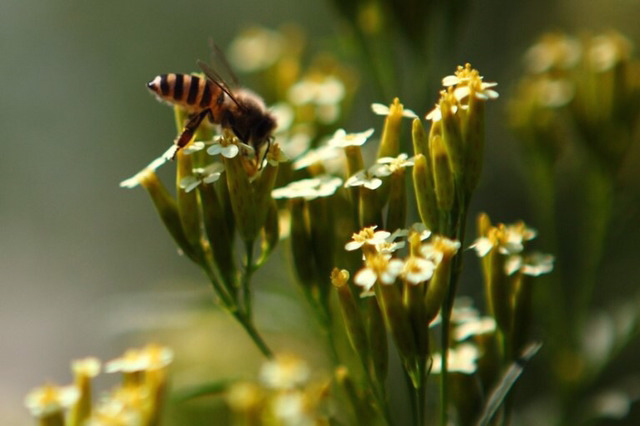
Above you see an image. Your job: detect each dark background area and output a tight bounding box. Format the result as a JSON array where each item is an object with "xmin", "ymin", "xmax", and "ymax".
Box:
[{"xmin": 2, "ymin": 0, "xmax": 640, "ymax": 423}]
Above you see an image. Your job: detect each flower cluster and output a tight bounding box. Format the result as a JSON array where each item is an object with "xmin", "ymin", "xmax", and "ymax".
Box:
[
  {"xmin": 225, "ymin": 355, "xmax": 330, "ymax": 426},
  {"xmin": 472, "ymin": 213, "xmax": 554, "ymax": 359},
  {"xmin": 25, "ymin": 344, "xmax": 172, "ymax": 426},
  {"xmin": 509, "ymin": 31, "xmax": 640, "ymax": 171}
]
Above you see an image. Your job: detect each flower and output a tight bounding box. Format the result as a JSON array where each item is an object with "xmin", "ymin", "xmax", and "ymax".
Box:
[
  {"xmin": 344, "ymin": 169, "xmax": 382, "ymax": 190},
  {"xmin": 119, "ymin": 150, "xmax": 169, "ymax": 189},
  {"xmin": 289, "ymin": 76, "xmax": 345, "ymax": 106},
  {"xmin": 524, "ymin": 33, "xmax": 582, "ymax": 74},
  {"xmin": 470, "ymin": 221, "xmax": 536, "ymax": 257},
  {"xmin": 454, "ymin": 317, "xmax": 497, "ymax": 341},
  {"xmin": 207, "ymin": 136, "xmax": 240, "ymax": 158},
  {"xmin": 421, "ymin": 235, "xmax": 461, "ymax": 264},
  {"xmin": 178, "ymin": 163, "xmax": 225, "ymax": 192},
  {"xmin": 105, "ymin": 344, "xmax": 173, "ymax": 374},
  {"xmin": 370, "ymin": 153, "xmax": 414, "ymax": 177},
  {"xmin": 371, "ymin": 102, "xmax": 418, "ymax": 118},
  {"xmin": 288, "ymin": 75, "xmax": 346, "ymax": 124},
  {"xmin": 272, "ymin": 175, "xmax": 343, "ymax": 200},
  {"xmin": 442, "ymin": 64, "xmax": 499, "ymax": 102},
  {"xmin": 292, "ymin": 145, "xmax": 340, "ymax": 170},
  {"xmin": 181, "ymin": 140, "xmax": 208, "ymax": 155},
  {"xmin": 327, "ymin": 128, "xmax": 375, "ymax": 148},
  {"xmin": 72, "ymin": 357, "xmax": 101, "ymax": 378},
  {"xmin": 25, "ymin": 384, "xmax": 80, "ymax": 419},
  {"xmin": 345, "ymin": 226, "xmax": 391, "ymax": 251},
  {"xmin": 228, "ymin": 26, "xmax": 284, "ymax": 73},
  {"xmin": 270, "ymin": 102, "xmax": 295, "ymax": 133},
  {"xmin": 353, "ymin": 254, "xmax": 404, "ymax": 294},
  {"xmin": 425, "ymin": 95, "xmax": 459, "ymax": 122},
  {"xmin": 259, "ymin": 354, "xmax": 310, "ymax": 390},
  {"xmin": 402, "ymin": 256, "xmax": 436, "ymax": 285},
  {"xmin": 430, "ymin": 343, "xmax": 479, "ymax": 374},
  {"xmin": 505, "ymin": 252, "xmax": 555, "ymax": 276}
]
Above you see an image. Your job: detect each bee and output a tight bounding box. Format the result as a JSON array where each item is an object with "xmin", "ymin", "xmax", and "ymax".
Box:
[{"xmin": 147, "ymin": 55, "xmax": 276, "ymax": 164}]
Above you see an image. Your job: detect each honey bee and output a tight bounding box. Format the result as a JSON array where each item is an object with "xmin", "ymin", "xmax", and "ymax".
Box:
[{"xmin": 147, "ymin": 55, "xmax": 276, "ymax": 163}]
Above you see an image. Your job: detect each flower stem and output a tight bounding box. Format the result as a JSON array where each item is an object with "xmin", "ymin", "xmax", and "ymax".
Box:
[
  {"xmin": 232, "ymin": 311, "xmax": 274, "ymax": 358},
  {"xmin": 242, "ymin": 239, "xmax": 256, "ymax": 318}
]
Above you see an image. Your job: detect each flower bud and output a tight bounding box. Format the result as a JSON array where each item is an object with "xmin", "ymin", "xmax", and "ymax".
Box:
[
  {"xmin": 260, "ymin": 199, "xmax": 280, "ymax": 259},
  {"xmin": 289, "ymin": 198, "xmax": 316, "ymax": 287},
  {"xmin": 411, "ymin": 118, "xmax": 429, "ymax": 158},
  {"xmin": 176, "ymin": 150, "xmax": 204, "ymax": 253},
  {"xmin": 385, "ymin": 168, "xmax": 407, "ymax": 232},
  {"xmin": 377, "ymin": 98, "xmax": 405, "ymax": 159},
  {"xmin": 462, "ymin": 92, "xmax": 486, "ymax": 192},
  {"xmin": 412, "ymin": 154, "xmax": 439, "ymax": 232},
  {"xmin": 366, "ymin": 298, "xmax": 388, "ymax": 385},
  {"xmin": 439, "ymin": 92, "xmax": 465, "ymax": 177},
  {"xmin": 224, "ymin": 151, "xmax": 259, "ymax": 243},
  {"xmin": 430, "ymin": 135, "xmax": 455, "ymax": 211},
  {"xmin": 332, "ymin": 269, "xmax": 370, "ymax": 363},
  {"xmin": 199, "ymin": 182, "xmax": 236, "ymax": 284},
  {"xmin": 139, "ymin": 171, "xmax": 199, "ymax": 263}
]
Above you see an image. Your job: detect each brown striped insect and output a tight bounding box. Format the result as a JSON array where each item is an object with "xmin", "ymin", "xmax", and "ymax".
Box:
[{"xmin": 147, "ymin": 58, "xmax": 276, "ymax": 163}]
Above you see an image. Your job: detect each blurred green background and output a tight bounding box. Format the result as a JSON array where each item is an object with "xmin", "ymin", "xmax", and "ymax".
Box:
[{"xmin": 2, "ymin": 0, "xmax": 640, "ymax": 424}]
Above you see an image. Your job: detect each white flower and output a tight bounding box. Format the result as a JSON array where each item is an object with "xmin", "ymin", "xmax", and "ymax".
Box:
[
  {"xmin": 292, "ymin": 145, "xmax": 340, "ymax": 170},
  {"xmin": 228, "ymin": 27, "xmax": 284, "ymax": 73},
  {"xmin": 119, "ymin": 150, "xmax": 169, "ymax": 189},
  {"xmin": 25, "ymin": 384, "xmax": 80, "ymax": 418},
  {"xmin": 289, "ymin": 76, "xmax": 345, "ymax": 106},
  {"xmin": 105, "ymin": 344, "xmax": 173, "ymax": 374},
  {"xmin": 271, "ymin": 102, "xmax": 295, "ymax": 133},
  {"xmin": 524, "ymin": 34, "xmax": 581, "ymax": 73},
  {"xmin": 425, "ymin": 102, "xmax": 458, "ymax": 122},
  {"xmin": 272, "ymin": 392, "xmax": 314, "ymax": 426},
  {"xmin": 454, "ymin": 317, "xmax": 497, "ymax": 341},
  {"xmin": 470, "ymin": 222, "xmax": 536, "ymax": 257},
  {"xmin": 374, "ymin": 239, "xmax": 405, "ymax": 254},
  {"xmin": 505, "ymin": 252, "xmax": 555, "ymax": 276},
  {"xmin": 207, "ymin": 136, "xmax": 240, "ymax": 158},
  {"xmin": 421, "ymin": 235, "xmax": 461, "ymax": 264},
  {"xmin": 370, "ymin": 153, "xmax": 414, "ymax": 177},
  {"xmin": 72, "ymin": 357, "xmax": 101, "ymax": 378},
  {"xmin": 178, "ymin": 163, "xmax": 225, "ymax": 192},
  {"xmin": 430, "ymin": 343, "xmax": 479, "ymax": 375},
  {"xmin": 354, "ymin": 254, "xmax": 404, "ymax": 294},
  {"xmin": 453, "ymin": 81, "xmax": 499, "ymax": 102},
  {"xmin": 371, "ymin": 103, "xmax": 418, "ymax": 118},
  {"xmin": 272, "ymin": 175, "xmax": 343, "ymax": 201},
  {"xmin": 441, "ymin": 64, "xmax": 499, "ymax": 102},
  {"xmin": 345, "ymin": 226, "xmax": 391, "ymax": 251},
  {"xmin": 259, "ymin": 354, "xmax": 310, "ymax": 390},
  {"xmin": 344, "ymin": 169, "xmax": 382, "ymax": 190},
  {"xmin": 402, "ymin": 256, "xmax": 436, "ymax": 285},
  {"xmin": 328, "ymin": 128, "xmax": 375, "ymax": 148},
  {"xmin": 470, "ymin": 237, "xmax": 494, "ymax": 257},
  {"xmin": 181, "ymin": 140, "xmax": 207, "ymax": 155}
]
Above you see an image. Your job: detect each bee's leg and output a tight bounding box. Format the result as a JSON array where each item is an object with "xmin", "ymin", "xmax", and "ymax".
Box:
[
  {"xmin": 172, "ymin": 109, "xmax": 211, "ymax": 158},
  {"xmin": 258, "ymin": 137, "xmax": 272, "ymax": 169}
]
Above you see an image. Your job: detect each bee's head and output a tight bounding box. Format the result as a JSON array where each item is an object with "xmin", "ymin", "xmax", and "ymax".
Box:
[{"xmin": 229, "ymin": 91, "xmax": 277, "ymax": 152}]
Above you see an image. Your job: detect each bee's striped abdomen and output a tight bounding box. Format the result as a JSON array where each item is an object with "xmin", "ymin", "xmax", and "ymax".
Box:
[{"xmin": 147, "ymin": 73, "xmax": 221, "ymax": 115}]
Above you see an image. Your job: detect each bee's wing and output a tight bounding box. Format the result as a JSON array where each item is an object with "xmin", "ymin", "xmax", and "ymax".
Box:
[
  {"xmin": 208, "ymin": 38, "xmax": 239, "ymax": 87},
  {"xmin": 196, "ymin": 59, "xmax": 243, "ymax": 109}
]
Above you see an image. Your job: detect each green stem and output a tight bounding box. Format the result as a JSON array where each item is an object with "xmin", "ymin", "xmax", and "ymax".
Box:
[
  {"xmin": 574, "ymin": 165, "xmax": 613, "ymax": 331},
  {"xmin": 232, "ymin": 311, "xmax": 274, "ymax": 358},
  {"xmin": 201, "ymin": 262, "xmax": 235, "ymax": 309},
  {"xmin": 440, "ymin": 193, "xmax": 469, "ymax": 426},
  {"xmin": 413, "ymin": 375, "xmax": 426, "ymax": 426},
  {"xmin": 242, "ymin": 239, "xmax": 256, "ymax": 319}
]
